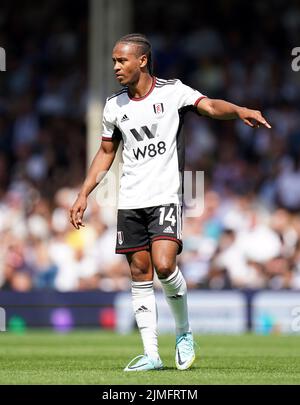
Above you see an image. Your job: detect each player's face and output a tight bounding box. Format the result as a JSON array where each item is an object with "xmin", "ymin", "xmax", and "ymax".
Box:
[{"xmin": 112, "ymin": 43, "xmax": 145, "ymax": 85}]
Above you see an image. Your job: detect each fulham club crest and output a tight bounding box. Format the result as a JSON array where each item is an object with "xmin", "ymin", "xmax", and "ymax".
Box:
[
  {"xmin": 153, "ymin": 103, "xmax": 164, "ymax": 117},
  {"xmin": 117, "ymin": 231, "xmax": 124, "ymax": 245}
]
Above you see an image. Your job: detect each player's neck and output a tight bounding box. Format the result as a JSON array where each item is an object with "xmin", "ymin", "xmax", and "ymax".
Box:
[{"xmin": 128, "ymin": 74, "xmax": 154, "ymax": 99}]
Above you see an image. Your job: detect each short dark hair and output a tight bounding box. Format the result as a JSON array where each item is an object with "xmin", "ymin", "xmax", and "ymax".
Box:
[{"xmin": 116, "ymin": 33, "xmax": 153, "ymax": 75}]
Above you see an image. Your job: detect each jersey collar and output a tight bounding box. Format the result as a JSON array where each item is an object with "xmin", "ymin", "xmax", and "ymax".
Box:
[{"xmin": 128, "ymin": 77, "xmax": 156, "ymax": 101}]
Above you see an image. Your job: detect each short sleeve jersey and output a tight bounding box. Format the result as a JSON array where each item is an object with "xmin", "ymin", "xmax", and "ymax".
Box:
[{"xmin": 102, "ymin": 77, "xmax": 206, "ymax": 209}]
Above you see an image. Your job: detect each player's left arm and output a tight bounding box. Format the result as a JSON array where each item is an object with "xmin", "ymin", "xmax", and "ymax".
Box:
[{"xmin": 196, "ymin": 98, "xmax": 271, "ymax": 129}]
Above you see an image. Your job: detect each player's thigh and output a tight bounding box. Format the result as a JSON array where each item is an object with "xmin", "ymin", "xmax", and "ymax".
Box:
[
  {"xmin": 151, "ymin": 239, "xmax": 178, "ymax": 279},
  {"xmin": 126, "ymin": 250, "xmax": 154, "ymax": 281}
]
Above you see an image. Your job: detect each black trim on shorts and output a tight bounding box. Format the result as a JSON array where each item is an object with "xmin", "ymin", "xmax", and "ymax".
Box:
[
  {"xmin": 116, "ymin": 244, "xmax": 150, "ymax": 254},
  {"xmin": 150, "ymin": 236, "xmax": 183, "ymax": 254}
]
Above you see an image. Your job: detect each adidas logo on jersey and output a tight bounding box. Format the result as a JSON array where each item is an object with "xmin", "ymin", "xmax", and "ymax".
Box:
[
  {"xmin": 163, "ymin": 226, "xmax": 174, "ymax": 234},
  {"xmin": 135, "ymin": 305, "xmax": 150, "ymax": 314},
  {"xmin": 121, "ymin": 114, "xmax": 129, "ymax": 122}
]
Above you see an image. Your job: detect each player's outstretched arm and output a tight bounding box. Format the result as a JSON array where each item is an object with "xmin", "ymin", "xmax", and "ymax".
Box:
[
  {"xmin": 196, "ymin": 97, "xmax": 271, "ymax": 129},
  {"xmin": 69, "ymin": 138, "xmax": 120, "ymax": 229}
]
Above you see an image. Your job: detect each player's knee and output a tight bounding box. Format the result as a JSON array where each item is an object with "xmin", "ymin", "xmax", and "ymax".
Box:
[
  {"xmin": 155, "ymin": 262, "xmax": 176, "ymax": 279},
  {"xmin": 131, "ymin": 266, "xmax": 149, "ymax": 279},
  {"xmin": 130, "ymin": 257, "xmax": 151, "ymax": 280}
]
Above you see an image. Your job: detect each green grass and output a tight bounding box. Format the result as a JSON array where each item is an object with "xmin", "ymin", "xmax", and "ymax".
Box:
[{"xmin": 0, "ymin": 331, "xmax": 300, "ymax": 384}]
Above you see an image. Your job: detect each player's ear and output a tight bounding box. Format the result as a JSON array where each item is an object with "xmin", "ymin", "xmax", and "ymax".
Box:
[{"xmin": 139, "ymin": 54, "xmax": 148, "ymax": 69}]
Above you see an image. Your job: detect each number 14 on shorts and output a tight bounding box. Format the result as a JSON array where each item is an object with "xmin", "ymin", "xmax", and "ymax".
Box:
[
  {"xmin": 158, "ymin": 205, "xmax": 182, "ymax": 239},
  {"xmin": 159, "ymin": 206, "xmax": 176, "ymax": 226}
]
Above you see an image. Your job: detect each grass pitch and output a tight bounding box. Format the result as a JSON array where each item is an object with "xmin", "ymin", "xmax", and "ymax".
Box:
[{"xmin": 0, "ymin": 330, "xmax": 300, "ymax": 385}]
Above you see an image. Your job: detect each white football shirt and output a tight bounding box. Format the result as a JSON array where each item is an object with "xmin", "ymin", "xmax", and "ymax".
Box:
[{"xmin": 101, "ymin": 77, "xmax": 206, "ymax": 209}]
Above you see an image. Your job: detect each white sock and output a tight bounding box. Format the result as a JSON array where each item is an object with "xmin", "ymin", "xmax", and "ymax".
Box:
[
  {"xmin": 131, "ymin": 280, "xmax": 159, "ymax": 359},
  {"xmin": 159, "ymin": 266, "xmax": 191, "ymax": 336}
]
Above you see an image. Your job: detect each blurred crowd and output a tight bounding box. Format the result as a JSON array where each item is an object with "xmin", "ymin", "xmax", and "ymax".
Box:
[{"xmin": 1, "ymin": 0, "xmax": 300, "ymax": 292}]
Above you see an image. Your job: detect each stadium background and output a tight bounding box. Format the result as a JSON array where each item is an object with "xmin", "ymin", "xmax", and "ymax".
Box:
[{"xmin": 0, "ymin": 0, "xmax": 300, "ymax": 336}]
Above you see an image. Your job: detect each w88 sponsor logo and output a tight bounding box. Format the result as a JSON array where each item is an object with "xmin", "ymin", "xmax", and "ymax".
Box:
[{"xmin": 133, "ymin": 141, "xmax": 166, "ymax": 160}]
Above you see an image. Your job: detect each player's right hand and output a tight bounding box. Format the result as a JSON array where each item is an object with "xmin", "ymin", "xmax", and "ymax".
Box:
[{"xmin": 69, "ymin": 195, "xmax": 87, "ymax": 230}]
